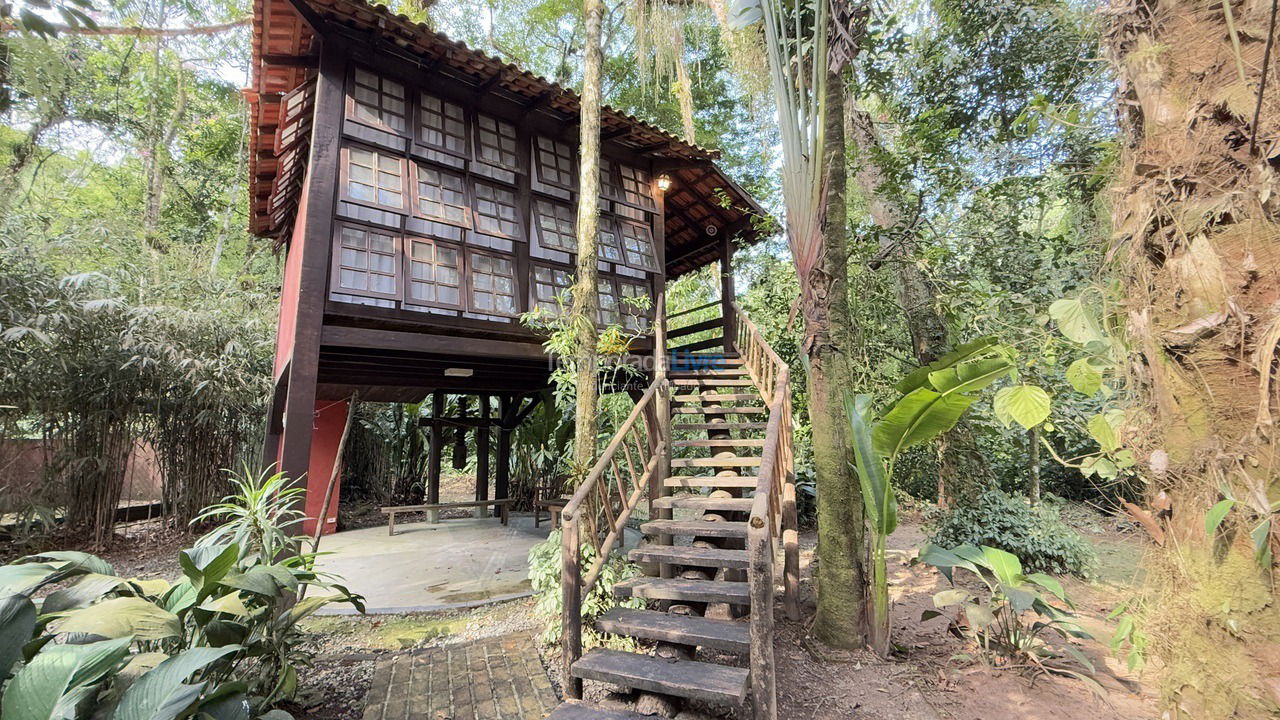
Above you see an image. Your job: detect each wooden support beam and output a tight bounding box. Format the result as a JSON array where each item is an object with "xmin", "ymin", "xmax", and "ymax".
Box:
[
  {"xmin": 279, "ymin": 41, "xmax": 344, "ymax": 493},
  {"xmin": 495, "ymin": 394, "xmax": 514, "ymax": 513},
  {"xmin": 262, "ymin": 53, "xmax": 319, "ymax": 67},
  {"xmin": 720, "ymin": 231, "xmax": 737, "ymax": 353},
  {"xmin": 476, "ymin": 395, "xmax": 491, "ymax": 506},
  {"xmin": 320, "ymin": 325, "xmax": 548, "ymax": 361},
  {"xmin": 428, "ymin": 391, "xmax": 444, "ymax": 507}
]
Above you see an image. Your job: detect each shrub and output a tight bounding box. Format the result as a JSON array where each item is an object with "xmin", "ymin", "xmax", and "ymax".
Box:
[
  {"xmin": 0, "ymin": 467, "xmax": 363, "ymax": 719},
  {"xmin": 527, "ymin": 530, "xmax": 643, "ymax": 647},
  {"xmin": 928, "ymin": 489, "xmax": 1094, "ymax": 576}
]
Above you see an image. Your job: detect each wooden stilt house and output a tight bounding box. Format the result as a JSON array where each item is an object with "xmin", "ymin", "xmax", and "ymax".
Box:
[{"xmin": 250, "ymin": 0, "xmax": 799, "ymax": 716}]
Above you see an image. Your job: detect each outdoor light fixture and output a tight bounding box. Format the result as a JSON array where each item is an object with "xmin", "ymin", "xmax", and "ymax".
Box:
[
  {"xmin": 444, "ymin": 368, "xmax": 474, "ymax": 378},
  {"xmin": 656, "ymin": 173, "xmax": 672, "ymax": 192}
]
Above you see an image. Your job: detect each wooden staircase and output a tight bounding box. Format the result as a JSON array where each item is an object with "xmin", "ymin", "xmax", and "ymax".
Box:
[{"xmin": 550, "ymin": 302, "xmax": 798, "ymax": 720}]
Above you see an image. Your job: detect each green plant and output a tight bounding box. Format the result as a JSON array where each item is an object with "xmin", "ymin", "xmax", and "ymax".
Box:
[
  {"xmin": 194, "ymin": 464, "xmax": 306, "ymax": 560},
  {"xmin": 929, "ymin": 489, "xmax": 1094, "ymax": 576},
  {"xmin": 844, "ymin": 336, "xmax": 1016, "ymax": 655},
  {"xmin": 527, "ymin": 530, "xmax": 642, "ymax": 647},
  {"xmin": 0, "ymin": 469, "xmax": 364, "ymax": 719},
  {"xmin": 918, "ymin": 543, "xmax": 1098, "ymax": 689}
]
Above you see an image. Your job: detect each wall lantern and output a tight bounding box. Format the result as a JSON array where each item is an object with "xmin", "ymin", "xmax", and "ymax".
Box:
[
  {"xmin": 444, "ymin": 368, "xmax": 474, "ymax": 378},
  {"xmin": 656, "ymin": 173, "xmax": 673, "ymax": 192}
]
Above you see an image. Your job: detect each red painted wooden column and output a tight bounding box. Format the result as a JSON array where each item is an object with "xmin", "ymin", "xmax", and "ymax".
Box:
[{"xmin": 301, "ymin": 398, "xmax": 349, "ymax": 537}]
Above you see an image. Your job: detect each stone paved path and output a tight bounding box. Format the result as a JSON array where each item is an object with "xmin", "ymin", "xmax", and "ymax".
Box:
[{"xmin": 361, "ymin": 632, "xmax": 559, "ymax": 720}]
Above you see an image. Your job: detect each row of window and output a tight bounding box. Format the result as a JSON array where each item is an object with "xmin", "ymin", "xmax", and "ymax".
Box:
[
  {"xmin": 343, "ymin": 144, "xmax": 659, "ymax": 272},
  {"xmin": 346, "ymin": 66, "xmax": 656, "ymax": 210},
  {"xmin": 331, "ymin": 223, "xmax": 650, "ymax": 329}
]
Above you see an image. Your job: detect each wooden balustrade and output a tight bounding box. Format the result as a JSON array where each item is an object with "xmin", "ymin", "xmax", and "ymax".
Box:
[
  {"xmin": 560, "ymin": 377, "xmax": 667, "ymax": 699},
  {"xmin": 732, "ymin": 302, "xmax": 798, "ymax": 720}
]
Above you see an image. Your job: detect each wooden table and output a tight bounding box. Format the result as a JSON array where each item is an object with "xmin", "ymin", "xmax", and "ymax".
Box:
[{"xmin": 380, "ymin": 499, "xmax": 512, "ymax": 536}]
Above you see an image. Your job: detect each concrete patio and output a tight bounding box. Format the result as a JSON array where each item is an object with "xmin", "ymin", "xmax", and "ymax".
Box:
[{"xmin": 315, "ymin": 514, "xmax": 552, "ymax": 613}]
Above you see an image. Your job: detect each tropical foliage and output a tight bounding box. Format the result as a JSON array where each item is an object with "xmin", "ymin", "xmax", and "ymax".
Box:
[{"xmin": 0, "ymin": 467, "xmax": 363, "ymax": 719}]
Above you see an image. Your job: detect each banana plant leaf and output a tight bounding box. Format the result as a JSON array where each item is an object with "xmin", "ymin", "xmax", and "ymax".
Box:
[
  {"xmin": 874, "ymin": 357, "xmax": 1013, "ymax": 460},
  {"xmin": 894, "ymin": 336, "xmax": 1002, "ymax": 394},
  {"xmin": 845, "ymin": 393, "xmax": 896, "ymax": 536}
]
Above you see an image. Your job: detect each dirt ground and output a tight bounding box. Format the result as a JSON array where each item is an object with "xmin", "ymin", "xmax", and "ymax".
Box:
[{"xmin": 287, "ymin": 508, "xmax": 1159, "ymax": 720}]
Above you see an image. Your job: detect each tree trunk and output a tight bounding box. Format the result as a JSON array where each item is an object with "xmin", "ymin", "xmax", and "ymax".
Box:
[
  {"xmin": 569, "ymin": 0, "xmax": 605, "ymax": 473},
  {"xmin": 1106, "ymin": 0, "xmax": 1280, "ymax": 715},
  {"xmin": 846, "ymin": 104, "xmax": 991, "ymax": 507},
  {"xmin": 807, "ymin": 72, "xmax": 869, "ymax": 649},
  {"xmin": 0, "ymin": 88, "xmax": 68, "ymax": 210}
]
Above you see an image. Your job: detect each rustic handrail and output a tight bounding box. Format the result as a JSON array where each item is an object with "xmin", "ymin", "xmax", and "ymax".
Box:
[
  {"xmin": 731, "ymin": 301, "xmax": 797, "ymax": 720},
  {"xmin": 561, "ymin": 376, "xmax": 667, "ymax": 699}
]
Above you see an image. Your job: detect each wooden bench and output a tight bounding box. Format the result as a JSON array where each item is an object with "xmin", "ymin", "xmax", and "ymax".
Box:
[
  {"xmin": 533, "ymin": 496, "xmax": 568, "ymax": 528},
  {"xmin": 380, "ymin": 499, "xmax": 512, "ymax": 536}
]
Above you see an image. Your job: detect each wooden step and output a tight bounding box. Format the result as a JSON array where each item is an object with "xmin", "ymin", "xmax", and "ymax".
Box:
[
  {"xmin": 651, "ymin": 495, "xmax": 755, "ymax": 512},
  {"xmin": 549, "ymin": 700, "xmax": 666, "ymax": 720},
  {"xmin": 672, "ymin": 406, "xmax": 767, "ymax": 415},
  {"xmin": 640, "ymin": 519, "xmax": 750, "ymax": 538},
  {"xmin": 596, "ymin": 608, "xmax": 750, "ymax": 652},
  {"xmin": 629, "ymin": 544, "xmax": 750, "ymax": 570},
  {"xmin": 664, "ymin": 475, "xmax": 758, "ymax": 489},
  {"xmin": 673, "ymin": 422, "xmax": 768, "ymax": 431},
  {"xmin": 669, "ymin": 355, "xmax": 743, "ymax": 366},
  {"xmin": 672, "ymin": 393, "xmax": 759, "ymax": 403},
  {"xmin": 571, "ymin": 648, "xmax": 749, "ymax": 705},
  {"xmin": 670, "ymin": 378, "xmax": 754, "ymax": 387},
  {"xmin": 612, "ymin": 577, "xmax": 751, "ymax": 605},
  {"xmin": 673, "ymin": 438, "xmax": 767, "ymax": 448},
  {"xmin": 668, "ymin": 368, "xmax": 750, "ymax": 378},
  {"xmin": 671, "ymin": 456, "xmax": 762, "ymax": 468},
  {"xmin": 670, "ymin": 337, "xmax": 729, "ymax": 354}
]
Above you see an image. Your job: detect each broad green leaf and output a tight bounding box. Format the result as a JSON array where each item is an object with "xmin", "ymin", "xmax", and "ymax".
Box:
[
  {"xmin": 161, "ymin": 581, "xmax": 198, "ymax": 614},
  {"xmin": 932, "ymin": 588, "xmax": 969, "ymax": 608},
  {"xmin": 981, "ymin": 546, "xmax": 1023, "ymax": 586},
  {"xmin": 1065, "ymin": 358, "xmax": 1103, "ymax": 395},
  {"xmin": 56, "ymin": 597, "xmax": 181, "ymax": 641},
  {"xmin": 1026, "ymin": 573, "xmax": 1069, "ymax": 605},
  {"xmin": 967, "ymin": 603, "xmax": 996, "ymax": 629},
  {"xmin": 199, "ymin": 592, "xmax": 251, "ymax": 617},
  {"xmin": 219, "ymin": 568, "xmax": 281, "ymax": 597},
  {"xmin": 41, "ymin": 573, "xmax": 128, "ymax": 614},
  {"xmin": 727, "ymin": 0, "xmax": 763, "ymax": 30},
  {"xmin": 1250, "ymin": 519, "xmax": 1273, "ymax": 560},
  {"xmin": 179, "ymin": 544, "xmax": 239, "ymax": 602},
  {"xmin": 1049, "ymin": 297, "xmax": 1104, "ymax": 344},
  {"xmin": 845, "ymin": 393, "xmax": 896, "ymax": 536},
  {"xmin": 0, "ymin": 594, "xmax": 37, "ymax": 680},
  {"xmin": 1087, "ymin": 413, "xmax": 1119, "ymax": 452},
  {"xmin": 24, "ymin": 552, "xmax": 113, "ymax": 577},
  {"xmin": 926, "ymin": 358, "xmax": 1014, "ymax": 395},
  {"xmin": 993, "ymin": 385, "xmax": 1051, "ymax": 429},
  {"xmin": 916, "ymin": 544, "xmax": 981, "ymax": 583},
  {"xmin": 1110, "ymin": 615, "xmax": 1134, "ymax": 651},
  {"xmin": 1, "ymin": 637, "xmax": 131, "ymax": 720},
  {"xmin": 1002, "ymin": 583, "xmax": 1036, "ymax": 614},
  {"xmin": 115, "ymin": 646, "xmax": 242, "ymax": 720},
  {"xmin": 0, "ymin": 563, "xmax": 58, "ymax": 596},
  {"xmin": 873, "ymin": 388, "xmax": 977, "ymax": 459},
  {"xmin": 1205, "ymin": 499, "xmax": 1235, "ymax": 537},
  {"xmin": 895, "ymin": 336, "xmax": 1001, "ymax": 394},
  {"xmin": 194, "ymin": 683, "xmax": 250, "ymax": 720}
]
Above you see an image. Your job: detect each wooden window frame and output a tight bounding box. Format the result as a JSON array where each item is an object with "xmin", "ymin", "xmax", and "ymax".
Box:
[
  {"xmin": 474, "ymin": 113, "xmax": 521, "ymax": 174},
  {"xmin": 533, "ymin": 198, "xmax": 576, "ymax": 252},
  {"xmin": 413, "ymin": 162, "xmax": 471, "ymax": 228},
  {"xmin": 340, "ymin": 143, "xmax": 408, "ymax": 213},
  {"xmin": 617, "ymin": 278, "xmax": 653, "ymax": 332},
  {"xmin": 472, "ymin": 180, "xmax": 523, "ymax": 239},
  {"xmin": 618, "ymin": 219, "xmax": 658, "ymax": 271},
  {"xmin": 418, "ymin": 92, "xmax": 469, "ymax": 157},
  {"xmin": 331, "ymin": 223, "xmax": 401, "ymax": 301},
  {"xmin": 599, "ymin": 157, "xmax": 625, "ymax": 202},
  {"xmin": 618, "ymin": 163, "xmax": 656, "ymax": 210},
  {"xmin": 534, "ymin": 136, "xmax": 575, "ymax": 189},
  {"xmin": 531, "ymin": 263, "xmax": 574, "ymax": 317},
  {"xmin": 403, "ymin": 234, "xmax": 465, "ymax": 310},
  {"xmin": 346, "ymin": 66, "xmax": 408, "ymax": 136},
  {"xmin": 466, "ymin": 248, "xmax": 519, "ymax": 317},
  {"xmin": 596, "ymin": 215, "xmax": 625, "ymax": 264}
]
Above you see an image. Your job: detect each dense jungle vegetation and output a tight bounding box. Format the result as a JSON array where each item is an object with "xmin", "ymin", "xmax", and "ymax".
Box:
[{"xmin": 1, "ymin": 0, "xmax": 1277, "ymax": 716}]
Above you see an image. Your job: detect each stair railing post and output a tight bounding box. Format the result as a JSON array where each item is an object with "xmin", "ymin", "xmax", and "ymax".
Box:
[
  {"xmin": 562, "ymin": 513, "xmax": 583, "ymax": 699},
  {"xmin": 748, "ymin": 516, "xmax": 778, "ymax": 720}
]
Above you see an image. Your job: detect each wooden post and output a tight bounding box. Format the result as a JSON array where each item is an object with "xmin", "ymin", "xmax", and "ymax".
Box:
[
  {"xmin": 278, "ymin": 42, "xmax": 346, "ymax": 494},
  {"xmin": 720, "ymin": 231, "xmax": 736, "ymax": 354},
  {"xmin": 561, "ymin": 514, "xmax": 583, "ymax": 699},
  {"xmin": 428, "ymin": 391, "xmax": 444, "ymax": 523},
  {"xmin": 495, "ymin": 394, "xmax": 513, "ymax": 517},
  {"xmin": 748, "ymin": 520, "xmax": 777, "ymax": 720},
  {"xmin": 475, "ymin": 395, "xmax": 490, "ymax": 518}
]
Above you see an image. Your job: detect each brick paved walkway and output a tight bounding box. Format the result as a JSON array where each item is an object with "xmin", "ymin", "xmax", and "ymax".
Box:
[{"xmin": 361, "ymin": 632, "xmax": 559, "ymax": 720}]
